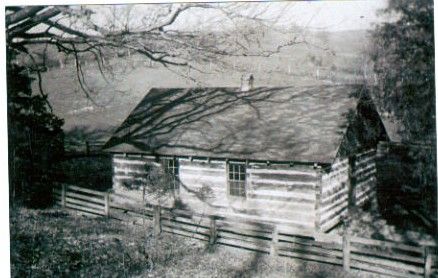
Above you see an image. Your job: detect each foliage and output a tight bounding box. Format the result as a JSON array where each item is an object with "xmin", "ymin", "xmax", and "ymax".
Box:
[
  {"xmin": 52, "ymin": 155, "xmax": 113, "ymax": 191},
  {"xmin": 143, "ymin": 165, "xmax": 174, "ymax": 196},
  {"xmin": 371, "ymin": 0, "xmax": 436, "ymax": 213},
  {"xmin": 7, "ymin": 62, "xmax": 64, "ymax": 207},
  {"xmin": 196, "ymin": 184, "xmax": 215, "ymax": 202},
  {"xmin": 371, "ymin": 0, "xmax": 435, "ymax": 142},
  {"xmin": 376, "ymin": 143, "xmax": 437, "ymax": 232}
]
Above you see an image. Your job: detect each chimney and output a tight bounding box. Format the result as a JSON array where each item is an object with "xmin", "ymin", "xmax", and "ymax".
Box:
[{"xmin": 240, "ymin": 73, "xmax": 254, "ymax": 91}]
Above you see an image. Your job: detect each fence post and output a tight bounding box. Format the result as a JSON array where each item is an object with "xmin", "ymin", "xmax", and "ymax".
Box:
[
  {"xmin": 61, "ymin": 184, "xmax": 66, "ymax": 208},
  {"xmin": 209, "ymin": 216, "xmax": 217, "ymax": 245},
  {"xmin": 104, "ymin": 192, "xmax": 110, "ymax": 216},
  {"xmin": 424, "ymin": 246, "xmax": 432, "ymax": 278},
  {"xmin": 348, "ymin": 155, "xmax": 357, "ymax": 208},
  {"xmin": 85, "ymin": 141, "xmax": 90, "ymax": 155},
  {"xmin": 315, "ymin": 172, "xmax": 323, "ymax": 231},
  {"xmin": 270, "ymin": 226, "xmax": 279, "ymax": 256},
  {"xmin": 153, "ymin": 205, "xmax": 161, "ymax": 237},
  {"xmin": 343, "ymin": 225, "xmax": 351, "ymax": 271}
]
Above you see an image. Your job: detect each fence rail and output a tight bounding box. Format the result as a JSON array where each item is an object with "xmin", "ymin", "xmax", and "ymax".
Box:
[
  {"xmin": 53, "ymin": 184, "xmax": 437, "ymax": 278},
  {"xmin": 64, "ymin": 140, "xmax": 107, "ymax": 156},
  {"xmin": 53, "ymin": 184, "xmax": 110, "ymax": 216}
]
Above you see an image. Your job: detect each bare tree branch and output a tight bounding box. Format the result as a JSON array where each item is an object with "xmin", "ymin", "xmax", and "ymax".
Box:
[
  {"xmin": 6, "ymin": 3, "xmax": 310, "ymax": 101},
  {"xmin": 6, "ymin": 6, "xmax": 45, "ymax": 26},
  {"xmin": 7, "ymin": 7, "xmax": 63, "ymax": 39},
  {"xmin": 17, "ymin": 45, "xmax": 54, "ymax": 112}
]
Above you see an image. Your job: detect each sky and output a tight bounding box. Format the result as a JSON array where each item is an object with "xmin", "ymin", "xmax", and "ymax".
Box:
[
  {"xmin": 83, "ymin": 1, "xmax": 390, "ymax": 32},
  {"xmin": 276, "ymin": 0, "xmax": 389, "ymax": 31},
  {"xmin": 168, "ymin": 1, "xmax": 390, "ymax": 32},
  {"xmin": 7, "ymin": 1, "xmax": 391, "ymax": 35}
]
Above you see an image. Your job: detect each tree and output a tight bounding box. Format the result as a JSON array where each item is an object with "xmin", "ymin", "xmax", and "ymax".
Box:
[
  {"xmin": 6, "ymin": 4, "xmax": 303, "ymax": 97},
  {"xmin": 7, "ymin": 61, "xmax": 64, "ymax": 207},
  {"xmin": 371, "ymin": 0, "xmax": 436, "ymax": 226},
  {"xmin": 371, "ymin": 0, "xmax": 435, "ymax": 143}
]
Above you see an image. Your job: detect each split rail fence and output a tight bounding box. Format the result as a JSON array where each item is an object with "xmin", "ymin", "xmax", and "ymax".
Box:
[
  {"xmin": 64, "ymin": 139, "xmax": 107, "ymax": 156},
  {"xmin": 53, "ymin": 184, "xmax": 437, "ymax": 278},
  {"xmin": 53, "ymin": 184, "xmax": 110, "ymax": 216}
]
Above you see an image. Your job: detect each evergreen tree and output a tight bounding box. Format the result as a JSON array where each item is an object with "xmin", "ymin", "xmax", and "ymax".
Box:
[
  {"xmin": 372, "ymin": 0, "xmax": 435, "ymax": 142},
  {"xmin": 7, "ymin": 56, "xmax": 64, "ymax": 207},
  {"xmin": 371, "ymin": 0, "xmax": 436, "ymax": 223}
]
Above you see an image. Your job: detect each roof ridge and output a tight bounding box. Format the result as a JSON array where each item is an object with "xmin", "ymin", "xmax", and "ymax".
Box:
[{"xmin": 148, "ymin": 84, "xmax": 361, "ymax": 90}]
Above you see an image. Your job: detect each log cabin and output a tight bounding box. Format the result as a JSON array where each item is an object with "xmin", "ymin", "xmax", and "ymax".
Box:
[{"xmin": 103, "ymin": 76, "xmax": 388, "ymax": 232}]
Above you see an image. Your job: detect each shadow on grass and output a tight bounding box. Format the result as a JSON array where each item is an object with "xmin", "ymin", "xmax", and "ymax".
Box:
[{"xmin": 375, "ymin": 144, "xmax": 437, "ymax": 240}]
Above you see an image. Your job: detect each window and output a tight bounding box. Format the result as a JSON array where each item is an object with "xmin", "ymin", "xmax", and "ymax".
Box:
[
  {"xmin": 228, "ymin": 162, "xmax": 246, "ymax": 197},
  {"xmin": 162, "ymin": 158, "xmax": 179, "ymax": 190}
]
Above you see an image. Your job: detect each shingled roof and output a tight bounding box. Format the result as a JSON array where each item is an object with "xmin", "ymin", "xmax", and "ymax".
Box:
[{"xmin": 103, "ymin": 85, "xmax": 371, "ymax": 164}]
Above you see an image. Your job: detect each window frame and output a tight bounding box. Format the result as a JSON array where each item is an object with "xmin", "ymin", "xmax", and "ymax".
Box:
[
  {"xmin": 227, "ymin": 161, "xmax": 247, "ymax": 198},
  {"xmin": 161, "ymin": 157, "xmax": 180, "ymax": 191}
]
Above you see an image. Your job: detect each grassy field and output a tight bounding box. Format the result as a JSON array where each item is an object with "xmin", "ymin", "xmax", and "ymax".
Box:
[{"xmin": 10, "ymin": 207, "xmax": 384, "ymax": 278}]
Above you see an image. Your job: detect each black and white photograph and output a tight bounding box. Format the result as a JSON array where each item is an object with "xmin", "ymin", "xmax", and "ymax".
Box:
[{"xmin": 4, "ymin": 0, "xmax": 437, "ymax": 277}]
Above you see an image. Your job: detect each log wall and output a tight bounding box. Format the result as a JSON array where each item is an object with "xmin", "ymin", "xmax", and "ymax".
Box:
[
  {"xmin": 247, "ymin": 164, "xmax": 319, "ymax": 230},
  {"xmin": 177, "ymin": 159, "xmax": 320, "ymax": 230},
  {"xmin": 353, "ymin": 149, "xmax": 377, "ymax": 207},
  {"xmin": 112, "ymin": 154, "xmax": 154, "ymax": 189},
  {"xmin": 111, "ymin": 154, "xmax": 162, "ymax": 209},
  {"xmin": 319, "ymin": 157, "xmax": 350, "ymax": 232},
  {"xmin": 318, "ymin": 148, "xmax": 377, "ymax": 232},
  {"xmin": 112, "ymin": 149, "xmax": 376, "ymax": 232},
  {"xmin": 111, "ymin": 154, "xmax": 320, "ymax": 230}
]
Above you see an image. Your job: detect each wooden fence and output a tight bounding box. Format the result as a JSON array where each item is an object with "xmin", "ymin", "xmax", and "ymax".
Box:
[
  {"xmin": 53, "ymin": 184, "xmax": 110, "ymax": 216},
  {"xmin": 64, "ymin": 140, "xmax": 107, "ymax": 156},
  {"xmin": 53, "ymin": 184, "xmax": 437, "ymax": 278}
]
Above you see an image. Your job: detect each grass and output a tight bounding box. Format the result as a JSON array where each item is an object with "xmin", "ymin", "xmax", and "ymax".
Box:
[
  {"xmin": 330, "ymin": 200, "xmax": 436, "ymax": 246},
  {"xmin": 10, "ymin": 207, "xmax": 198, "ymax": 277},
  {"xmin": 10, "ymin": 207, "xmax": 380, "ymax": 278}
]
